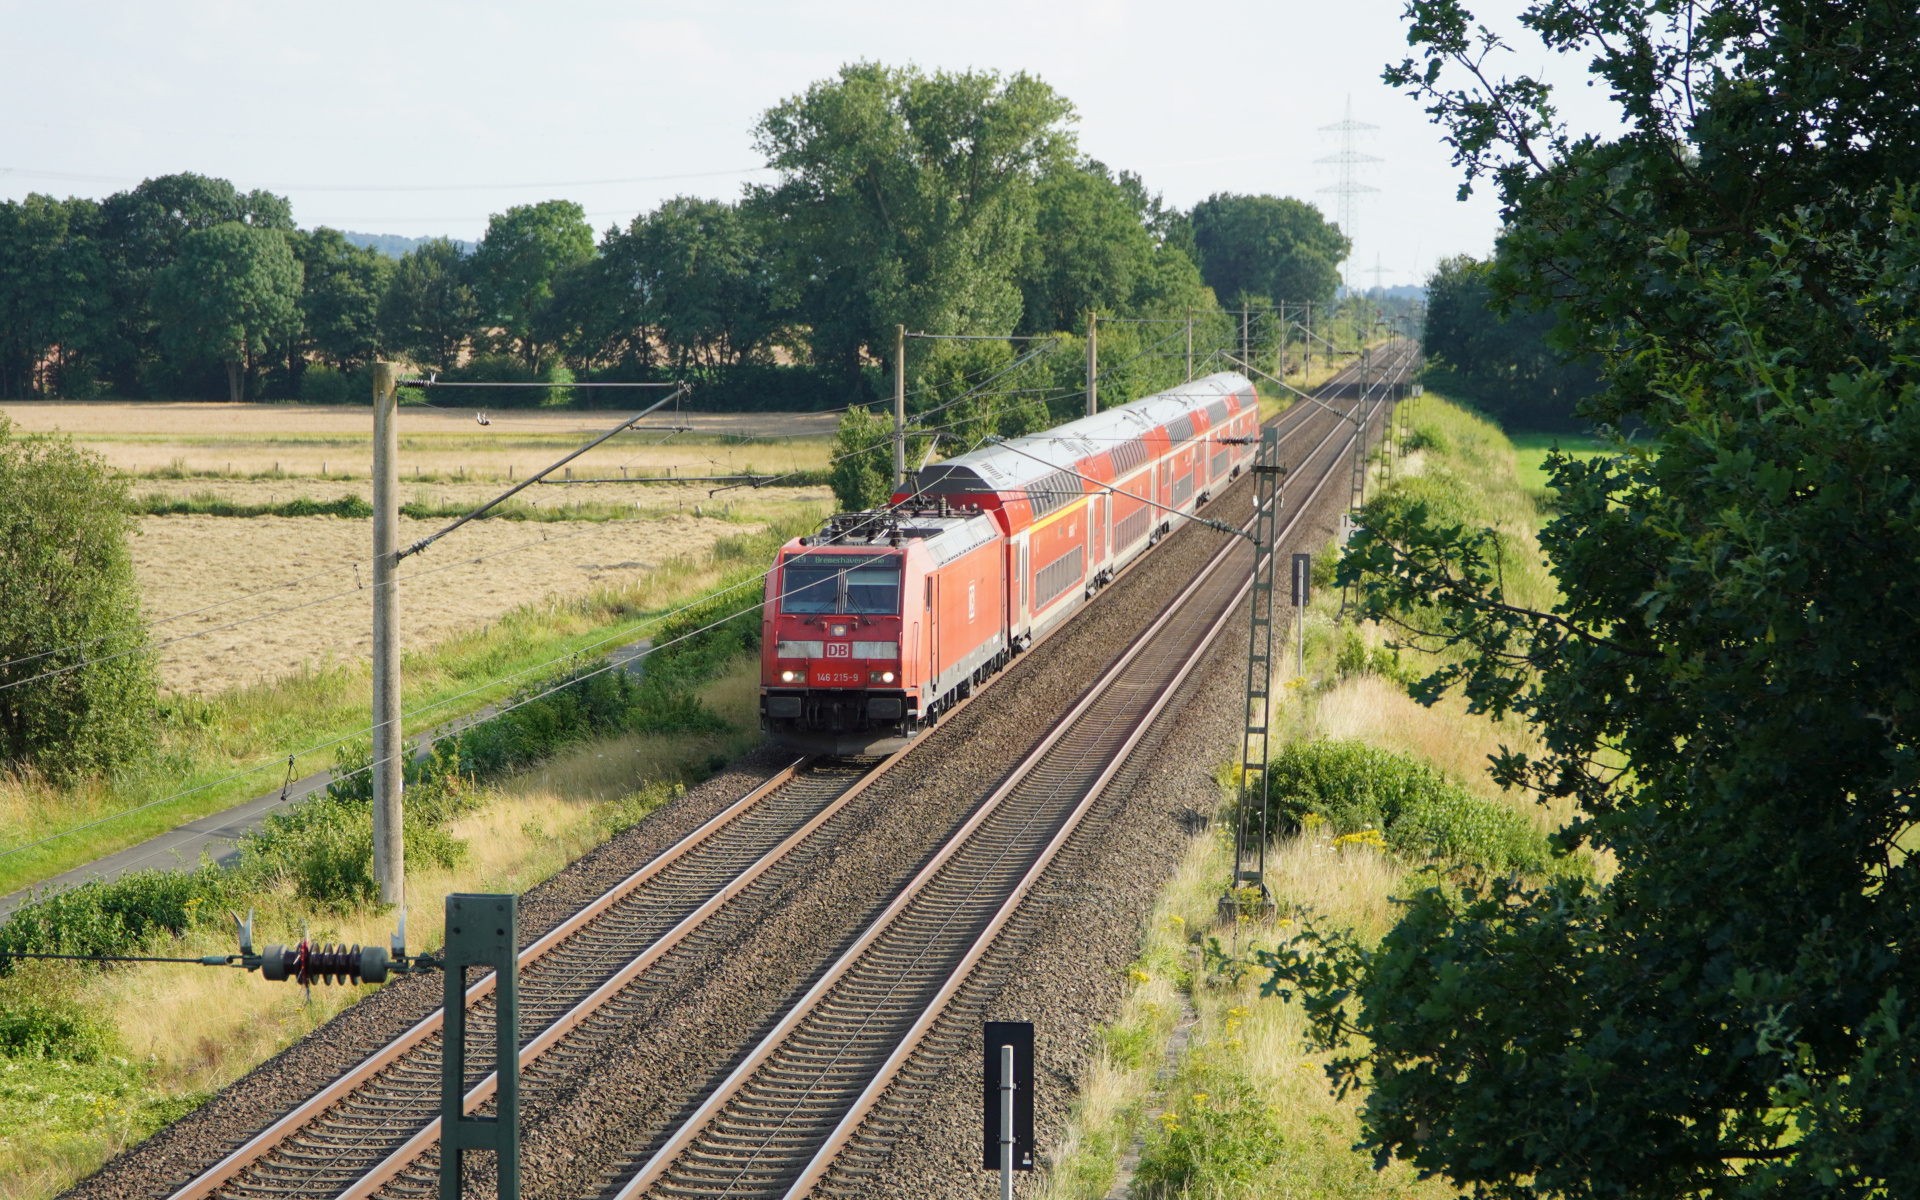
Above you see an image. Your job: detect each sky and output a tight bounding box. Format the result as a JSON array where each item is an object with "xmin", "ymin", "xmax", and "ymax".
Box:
[{"xmin": 0, "ymin": 1, "xmax": 1618, "ymax": 291}]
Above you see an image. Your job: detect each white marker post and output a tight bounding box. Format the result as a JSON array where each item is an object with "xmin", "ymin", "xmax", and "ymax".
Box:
[{"xmin": 999, "ymin": 1043, "xmax": 1015, "ymax": 1200}]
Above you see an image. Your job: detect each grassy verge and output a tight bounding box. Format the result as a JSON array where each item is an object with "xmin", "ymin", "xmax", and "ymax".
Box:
[
  {"xmin": 0, "ymin": 506, "xmax": 822, "ymax": 896},
  {"xmin": 1505, "ymin": 430, "xmax": 1611, "ymax": 496},
  {"xmin": 0, "ymin": 655, "xmax": 761, "ymax": 1200},
  {"xmin": 1043, "ymin": 393, "xmax": 1585, "ymax": 1199}
]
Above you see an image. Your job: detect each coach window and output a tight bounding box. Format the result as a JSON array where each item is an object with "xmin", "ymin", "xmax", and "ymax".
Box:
[{"xmin": 780, "ymin": 553, "xmax": 903, "ymax": 614}]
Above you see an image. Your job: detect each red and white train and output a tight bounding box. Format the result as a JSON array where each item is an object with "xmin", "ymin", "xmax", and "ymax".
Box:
[{"xmin": 759, "ymin": 372, "xmax": 1260, "ymax": 755}]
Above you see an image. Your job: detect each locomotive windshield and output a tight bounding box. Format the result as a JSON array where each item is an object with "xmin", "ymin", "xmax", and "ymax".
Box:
[{"xmin": 779, "ymin": 553, "xmax": 902, "ymax": 614}]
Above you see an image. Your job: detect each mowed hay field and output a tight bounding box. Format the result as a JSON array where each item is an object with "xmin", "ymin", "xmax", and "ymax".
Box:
[
  {"xmin": 0, "ymin": 401, "xmax": 838, "ymax": 480},
  {"xmin": 132, "ymin": 512, "xmax": 766, "ymax": 695},
  {"xmin": 0, "ymin": 401, "xmax": 838, "ymax": 696}
]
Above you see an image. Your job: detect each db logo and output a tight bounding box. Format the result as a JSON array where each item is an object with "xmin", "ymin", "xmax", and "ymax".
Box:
[{"xmin": 825, "ymin": 643, "xmax": 851, "ymax": 658}]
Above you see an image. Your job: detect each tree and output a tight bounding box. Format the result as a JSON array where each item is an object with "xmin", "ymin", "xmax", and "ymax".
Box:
[
  {"xmin": 750, "ymin": 62, "xmax": 1076, "ymax": 382},
  {"xmin": 378, "ymin": 238, "xmax": 480, "ymax": 374},
  {"xmin": 152, "ymin": 222, "xmax": 303, "ymax": 402},
  {"xmin": 1258, "ymin": 4, "xmax": 1920, "ymax": 1196},
  {"xmin": 93, "ymin": 173, "xmax": 293, "ymax": 396},
  {"xmin": 294, "ymin": 227, "xmax": 392, "ymax": 370},
  {"xmin": 0, "ymin": 415, "xmax": 155, "ymax": 778},
  {"xmin": 1017, "ymin": 163, "xmax": 1156, "ymax": 334},
  {"xmin": 1188, "ymin": 193, "xmax": 1346, "ymax": 306},
  {"xmin": 0, "ymin": 195, "xmax": 102, "ymax": 398},
  {"xmin": 470, "ymin": 200, "xmax": 594, "ymax": 370},
  {"xmin": 585, "ymin": 197, "xmax": 778, "ymax": 374},
  {"xmin": 827, "ymin": 404, "xmax": 894, "ymax": 513},
  {"xmin": 1421, "ymin": 254, "xmax": 1599, "ymax": 430}
]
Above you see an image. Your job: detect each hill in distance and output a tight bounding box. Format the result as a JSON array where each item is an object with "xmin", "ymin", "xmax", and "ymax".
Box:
[{"xmin": 341, "ymin": 231, "xmax": 475, "ymax": 258}]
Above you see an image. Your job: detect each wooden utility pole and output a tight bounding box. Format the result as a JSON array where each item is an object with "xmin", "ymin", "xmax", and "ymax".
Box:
[
  {"xmin": 893, "ymin": 324, "xmax": 906, "ymax": 492},
  {"xmin": 370, "ymin": 362, "xmax": 404, "ymax": 906},
  {"xmin": 1086, "ymin": 313, "xmax": 1098, "ymax": 416}
]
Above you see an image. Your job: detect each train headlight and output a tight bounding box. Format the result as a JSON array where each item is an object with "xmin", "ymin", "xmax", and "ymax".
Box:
[
  {"xmin": 869, "ymin": 670, "xmax": 896, "ymax": 684},
  {"xmin": 882, "ymin": 670, "xmax": 895, "ymax": 683},
  {"xmin": 780, "ymin": 670, "xmax": 796, "ymax": 683}
]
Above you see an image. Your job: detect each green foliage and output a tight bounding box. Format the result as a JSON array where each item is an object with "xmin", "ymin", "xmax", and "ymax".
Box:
[
  {"xmin": 1132, "ymin": 1060, "xmax": 1288, "ymax": 1197},
  {"xmin": 0, "ymin": 193, "xmax": 102, "ymax": 399},
  {"xmin": 1330, "ymin": 628, "xmax": 1406, "ymax": 685},
  {"xmin": 1262, "ymin": 740, "xmax": 1552, "ymax": 875},
  {"xmin": 152, "ymin": 222, "xmax": 304, "ymax": 402},
  {"xmin": 292, "ymin": 227, "xmax": 392, "ymax": 372},
  {"xmin": 1420, "ymin": 254, "xmax": 1598, "ymax": 432},
  {"xmin": 1189, "ymin": 193, "xmax": 1347, "ymax": 306},
  {"xmin": 471, "ymin": 200, "xmax": 594, "ymax": 371},
  {"xmin": 1264, "ymin": 5, "xmax": 1920, "ymax": 1194},
  {"xmin": 0, "ymin": 416, "xmax": 157, "ymax": 778},
  {"xmin": 0, "ymin": 868, "xmax": 235, "ymax": 967},
  {"xmin": 432, "ymin": 353, "xmax": 573, "ymax": 407},
  {"xmin": 239, "ymin": 741, "xmax": 475, "ymax": 908},
  {"xmin": 0, "ymin": 990, "xmax": 117, "ymax": 1062},
  {"xmin": 582, "ymin": 197, "xmax": 777, "ymax": 375},
  {"xmin": 377, "ymin": 237, "xmax": 478, "ymax": 374},
  {"xmin": 134, "ymin": 491, "xmax": 374, "ymax": 519},
  {"xmin": 749, "ymin": 62, "xmax": 1076, "ymax": 379},
  {"xmin": 828, "ymin": 404, "xmax": 895, "ymax": 512}
]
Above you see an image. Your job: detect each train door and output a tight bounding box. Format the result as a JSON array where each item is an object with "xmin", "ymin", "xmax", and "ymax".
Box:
[{"xmin": 926, "ymin": 576, "xmax": 939, "ymax": 686}]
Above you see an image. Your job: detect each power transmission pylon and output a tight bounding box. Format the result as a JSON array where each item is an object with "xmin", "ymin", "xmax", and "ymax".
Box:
[{"xmin": 1317, "ymin": 98, "xmax": 1381, "ymax": 293}]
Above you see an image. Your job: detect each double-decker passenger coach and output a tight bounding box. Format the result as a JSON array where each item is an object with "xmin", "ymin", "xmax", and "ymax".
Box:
[{"xmin": 761, "ymin": 372, "xmax": 1258, "ymax": 755}]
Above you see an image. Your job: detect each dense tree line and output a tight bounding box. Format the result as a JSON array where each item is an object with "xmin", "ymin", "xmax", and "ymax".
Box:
[
  {"xmin": 0, "ymin": 63, "xmax": 1348, "ymax": 408},
  {"xmin": 1420, "ymin": 253, "xmax": 1601, "ymax": 431}
]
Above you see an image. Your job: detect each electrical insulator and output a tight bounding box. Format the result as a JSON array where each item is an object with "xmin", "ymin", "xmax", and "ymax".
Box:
[{"xmin": 258, "ymin": 942, "xmax": 393, "ymax": 985}]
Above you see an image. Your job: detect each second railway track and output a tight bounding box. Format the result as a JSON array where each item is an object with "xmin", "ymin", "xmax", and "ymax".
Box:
[{"xmin": 130, "ymin": 342, "xmax": 1415, "ymax": 1200}]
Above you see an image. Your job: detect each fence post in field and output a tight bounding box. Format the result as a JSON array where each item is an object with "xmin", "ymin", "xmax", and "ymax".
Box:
[{"xmin": 371, "ymin": 361, "xmax": 405, "ymax": 906}]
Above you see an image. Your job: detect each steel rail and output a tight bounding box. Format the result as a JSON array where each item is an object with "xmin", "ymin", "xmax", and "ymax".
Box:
[
  {"xmin": 153, "ymin": 345, "xmax": 1403, "ymax": 1200},
  {"xmin": 161, "ymin": 757, "xmax": 828, "ymax": 1200},
  {"xmin": 797, "ymin": 340, "xmax": 1416, "ymax": 1195},
  {"xmin": 609, "ymin": 342, "xmax": 1413, "ymax": 1200}
]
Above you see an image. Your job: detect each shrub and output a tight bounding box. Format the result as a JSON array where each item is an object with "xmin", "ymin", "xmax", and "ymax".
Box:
[
  {"xmin": 0, "ymin": 868, "xmax": 236, "ymax": 970},
  {"xmin": 240, "ymin": 741, "xmax": 478, "ymax": 907},
  {"xmin": 429, "ymin": 355, "xmax": 572, "ymax": 407},
  {"xmin": 297, "ymin": 364, "xmax": 374, "ymax": 405},
  {"xmin": 1133, "ymin": 1061, "xmax": 1288, "ymax": 1197},
  {"xmin": 0, "ymin": 993, "xmax": 117, "ymax": 1062},
  {"xmin": 1261, "ymin": 739, "xmax": 1554, "ymax": 875},
  {"xmin": 0, "ymin": 415, "xmax": 158, "ymax": 777}
]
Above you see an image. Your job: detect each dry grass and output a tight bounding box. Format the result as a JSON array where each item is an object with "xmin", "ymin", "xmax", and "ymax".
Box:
[
  {"xmin": 128, "ymin": 511, "xmax": 764, "ymax": 695},
  {"xmin": 1044, "ymin": 828, "xmax": 1451, "ymax": 1200}
]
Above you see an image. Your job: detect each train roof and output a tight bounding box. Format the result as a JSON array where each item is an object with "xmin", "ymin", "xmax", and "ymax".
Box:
[
  {"xmin": 910, "ymin": 371, "xmax": 1254, "ymax": 519},
  {"xmin": 792, "ymin": 507, "xmax": 1000, "ymax": 566}
]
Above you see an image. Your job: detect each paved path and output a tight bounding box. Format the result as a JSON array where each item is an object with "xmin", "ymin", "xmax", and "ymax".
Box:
[{"xmin": 0, "ymin": 639, "xmax": 653, "ymax": 919}]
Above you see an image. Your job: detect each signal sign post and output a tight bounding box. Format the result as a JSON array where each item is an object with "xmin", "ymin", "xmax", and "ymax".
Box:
[{"xmin": 982, "ymin": 1021, "xmax": 1035, "ymax": 1198}]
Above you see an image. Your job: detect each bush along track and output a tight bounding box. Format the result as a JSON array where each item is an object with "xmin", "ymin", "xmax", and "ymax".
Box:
[{"xmin": 1041, "ymin": 392, "xmax": 1583, "ymax": 1200}]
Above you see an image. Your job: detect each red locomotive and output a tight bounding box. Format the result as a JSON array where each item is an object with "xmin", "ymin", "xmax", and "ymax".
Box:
[{"xmin": 760, "ymin": 372, "xmax": 1260, "ymax": 755}]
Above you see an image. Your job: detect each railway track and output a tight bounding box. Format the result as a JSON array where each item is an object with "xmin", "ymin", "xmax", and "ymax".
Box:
[{"xmin": 146, "ymin": 343, "xmax": 1414, "ymax": 1200}]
